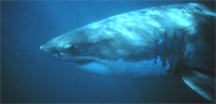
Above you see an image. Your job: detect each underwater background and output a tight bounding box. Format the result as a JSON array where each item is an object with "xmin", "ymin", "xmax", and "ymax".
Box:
[{"xmin": 1, "ymin": 0, "xmax": 214, "ymax": 103}]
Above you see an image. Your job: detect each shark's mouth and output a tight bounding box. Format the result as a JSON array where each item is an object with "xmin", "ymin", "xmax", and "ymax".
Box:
[
  {"xmin": 60, "ymin": 55, "xmax": 102, "ymax": 66},
  {"xmin": 75, "ymin": 60, "xmax": 95, "ymax": 65}
]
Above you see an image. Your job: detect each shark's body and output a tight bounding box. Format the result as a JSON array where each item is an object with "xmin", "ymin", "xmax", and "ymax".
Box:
[{"xmin": 40, "ymin": 3, "xmax": 215, "ymax": 102}]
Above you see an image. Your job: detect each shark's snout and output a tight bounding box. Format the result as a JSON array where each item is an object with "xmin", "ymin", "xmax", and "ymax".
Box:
[
  {"xmin": 40, "ymin": 45, "xmax": 43, "ymax": 50},
  {"xmin": 40, "ymin": 44, "xmax": 62, "ymax": 59},
  {"xmin": 40, "ymin": 45, "xmax": 47, "ymax": 53},
  {"xmin": 40, "ymin": 45, "xmax": 49, "ymax": 53}
]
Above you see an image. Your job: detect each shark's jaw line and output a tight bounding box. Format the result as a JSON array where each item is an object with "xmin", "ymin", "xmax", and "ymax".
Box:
[
  {"xmin": 75, "ymin": 60, "xmax": 94, "ymax": 65},
  {"xmin": 71, "ymin": 55, "xmax": 171, "ymax": 78}
]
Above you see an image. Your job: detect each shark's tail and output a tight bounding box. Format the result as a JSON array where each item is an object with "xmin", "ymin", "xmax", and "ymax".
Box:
[{"xmin": 180, "ymin": 67, "xmax": 215, "ymax": 102}]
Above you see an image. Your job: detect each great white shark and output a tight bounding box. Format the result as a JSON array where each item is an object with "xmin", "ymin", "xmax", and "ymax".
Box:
[{"xmin": 40, "ymin": 3, "xmax": 215, "ymax": 102}]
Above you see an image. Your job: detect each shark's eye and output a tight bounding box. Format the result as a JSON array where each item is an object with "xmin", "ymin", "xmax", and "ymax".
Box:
[
  {"xmin": 64, "ymin": 44, "xmax": 75, "ymax": 51},
  {"xmin": 69, "ymin": 46, "xmax": 75, "ymax": 51}
]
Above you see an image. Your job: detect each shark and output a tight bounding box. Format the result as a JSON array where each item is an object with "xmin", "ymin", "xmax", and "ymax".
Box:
[{"xmin": 40, "ymin": 3, "xmax": 215, "ymax": 102}]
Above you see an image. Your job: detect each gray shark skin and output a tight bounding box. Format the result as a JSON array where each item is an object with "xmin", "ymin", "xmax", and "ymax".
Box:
[{"xmin": 40, "ymin": 3, "xmax": 215, "ymax": 102}]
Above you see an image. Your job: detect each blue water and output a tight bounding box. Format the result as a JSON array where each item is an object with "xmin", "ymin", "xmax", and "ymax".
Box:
[{"xmin": 1, "ymin": 1, "xmax": 213, "ymax": 103}]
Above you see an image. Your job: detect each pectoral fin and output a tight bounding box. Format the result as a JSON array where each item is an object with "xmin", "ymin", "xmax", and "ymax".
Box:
[{"xmin": 181, "ymin": 67, "xmax": 215, "ymax": 102}]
